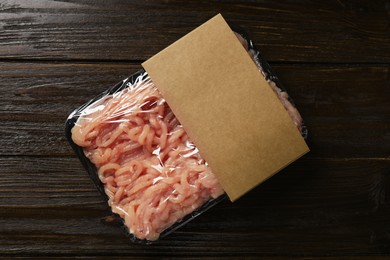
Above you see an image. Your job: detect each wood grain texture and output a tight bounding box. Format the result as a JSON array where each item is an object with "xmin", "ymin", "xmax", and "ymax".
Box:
[
  {"xmin": 0, "ymin": 0, "xmax": 389, "ymax": 62},
  {"xmin": 0, "ymin": 157, "xmax": 389, "ymax": 257},
  {"xmin": 0, "ymin": 62, "xmax": 388, "ymax": 158},
  {"xmin": 1, "ymin": 0, "xmax": 389, "ymax": 258}
]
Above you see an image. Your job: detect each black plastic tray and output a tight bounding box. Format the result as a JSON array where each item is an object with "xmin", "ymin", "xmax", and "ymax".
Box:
[{"xmin": 65, "ymin": 25, "xmax": 306, "ymax": 244}]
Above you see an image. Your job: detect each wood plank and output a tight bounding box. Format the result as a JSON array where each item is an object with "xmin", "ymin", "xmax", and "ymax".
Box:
[
  {"xmin": 0, "ymin": 0, "xmax": 389, "ymax": 62},
  {"xmin": 0, "ymin": 62, "xmax": 142, "ymax": 156},
  {"xmin": 5, "ymin": 258, "xmax": 390, "ymax": 260},
  {"xmin": 272, "ymin": 64, "xmax": 390, "ymax": 159},
  {"xmin": 0, "ymin": 62, "xmax": 388, "ymax": 158},
  {"xmin": 0, "ymin": 157, "xmax": 389, "ymax": 256}
]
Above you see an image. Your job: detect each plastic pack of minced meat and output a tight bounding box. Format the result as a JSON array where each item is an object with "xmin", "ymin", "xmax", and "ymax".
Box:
[{"xmin": 65, "ymin": 23, "xmax": 307, "ymax": 244}]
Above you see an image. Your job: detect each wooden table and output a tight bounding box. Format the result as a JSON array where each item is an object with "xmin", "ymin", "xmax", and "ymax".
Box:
[{"xmin": 1, "ymin": 1, "xmax": 389, "ymax": 258}]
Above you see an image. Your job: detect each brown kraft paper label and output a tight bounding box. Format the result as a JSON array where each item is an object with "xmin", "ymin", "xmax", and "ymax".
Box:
[{"xmin": 142, "ymin": 14, "xmax": 309, "ymax": 201}]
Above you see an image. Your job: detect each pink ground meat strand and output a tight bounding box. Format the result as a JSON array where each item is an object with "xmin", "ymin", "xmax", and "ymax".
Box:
[{"xmin": 71, "ymin": 79, "xmax": 224, "ymax": 241}]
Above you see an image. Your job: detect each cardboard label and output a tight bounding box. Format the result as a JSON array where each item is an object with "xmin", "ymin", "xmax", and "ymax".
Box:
[{"xmin": 142, "ymin": 14, "xmax": 309, "ymax": 201}]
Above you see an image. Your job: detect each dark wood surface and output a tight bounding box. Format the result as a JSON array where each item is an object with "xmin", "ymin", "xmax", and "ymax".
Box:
[{"xmin": 1, "ymin": 0, "xmax": 389, "ymax": 258}]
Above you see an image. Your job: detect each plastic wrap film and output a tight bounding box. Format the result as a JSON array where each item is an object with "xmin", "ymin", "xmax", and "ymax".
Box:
[
  {"xmin": 70, "ymin": 72, "xmax": 224, "ymax": 241},
  {"xmin": 65, "ymin": 26, "xmax": 307, "ymax": 243}
]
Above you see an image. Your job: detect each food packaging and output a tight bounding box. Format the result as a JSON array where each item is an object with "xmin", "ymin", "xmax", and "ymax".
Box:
[{"xmin": 65, "ymin": 16, "xmax": 307, "ymax": 243}]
